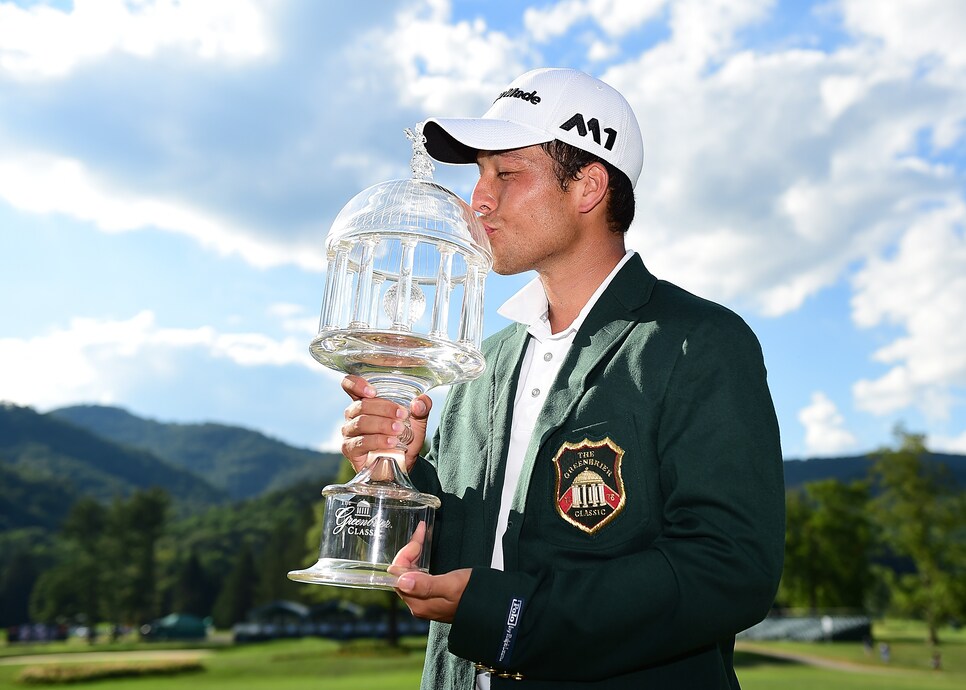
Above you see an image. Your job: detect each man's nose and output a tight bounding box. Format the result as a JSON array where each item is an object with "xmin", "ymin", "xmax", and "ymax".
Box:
[{"xmin": 472, "ymin": 182, "xmax": 494, "ymax": 216}]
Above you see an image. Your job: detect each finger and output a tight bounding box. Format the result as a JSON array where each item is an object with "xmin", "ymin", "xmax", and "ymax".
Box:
[
  {"xmin": 341, "ymin": 434, "xmax": 401, "ymax": 466},
  {"xmin": 341, "ymin": 375, "xmax": 376, "ymax": 401},
  {"xmin": 341, "ymin": 413, "xmax": 408, "ymax": 464},
  {"xmin": 395, "ymin": 571, "xmax": 435, "ymax": 599},
  {"xmin": 410, "ymin": 395, "xmax": 433, "ymax": 421},
  {"xmin": 390, "ymin": 521, "xmax": 427, "ymax": 568},
  {"xmin": 396, "ymin": 569, "xmax": 470, "ymax": 623},
  {"xmin": 342, "ymin": 410, "xmax": 408, "ymax": 438},
  {"xmin": 395, "ymin": 572, "xmax": 455, "ymax": 622},
  {"xmin": 344, "ymin": 397, "xmax": 408, "ymax": 422},
  {"xmin": 388, "ymin": 526, "xmax": 425, "ymax": 577}
]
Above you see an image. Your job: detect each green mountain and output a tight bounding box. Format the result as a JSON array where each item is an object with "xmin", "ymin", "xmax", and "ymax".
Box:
[
  {"xmin": 0, "ymin": 403, "xmax": 226, "ymax": 528},
  {"xmin": 0, "ymin": 462, "xmax": 76, "ymax": 532},
  {"xmin": 50, "ymin": 405, "xmax": 343, "ymax": 500},
  {"xmin": 783, "ymin": 452, "xmax": 966, "ymax": 490}
]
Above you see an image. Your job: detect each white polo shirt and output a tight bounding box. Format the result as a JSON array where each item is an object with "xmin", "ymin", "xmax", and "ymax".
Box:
[{"xmin": 475, "ymin": 250, "xmax": 634, "ymax": 688}]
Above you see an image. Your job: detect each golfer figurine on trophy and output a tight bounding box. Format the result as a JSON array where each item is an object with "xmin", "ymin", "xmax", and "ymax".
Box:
[{"xmin": 287, "ymin": 125, "xmax": 492, "ymax": 590}]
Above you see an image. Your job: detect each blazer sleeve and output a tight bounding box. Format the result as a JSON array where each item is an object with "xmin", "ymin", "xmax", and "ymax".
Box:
[
  {"xmin": 409, "ymin": 427, "xmax": 472, "ymax": 577},
  {"xmin": 447, "ymin": 310, "xmax": 786, "ymax": 682}
]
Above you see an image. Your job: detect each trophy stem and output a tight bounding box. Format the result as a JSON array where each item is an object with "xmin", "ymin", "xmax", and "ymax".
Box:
[
  {"xmin": 365, "ymin": 374, "xmax": 428, "ymax": 410},
  {"xmin": 351, "ymin": 449, "xmax": 420, "ymax": 495},
  {"xmin": 362, "ymin": 373, "xmax": 430, "ymax": 451}
]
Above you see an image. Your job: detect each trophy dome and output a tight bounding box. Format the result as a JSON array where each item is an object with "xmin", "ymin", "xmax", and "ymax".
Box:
[
  {"xmin": 311, "ymin": 125, "xmax": 492, "ymax": 400},
  {"xmin": 326, "ymin": 177, "xmax": 491, "ymax": 275}
]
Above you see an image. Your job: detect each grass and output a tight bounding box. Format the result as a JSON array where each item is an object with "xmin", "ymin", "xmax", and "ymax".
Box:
[
  {"xmin": 0, "ymin": 638, "xmax": 426, "ymax": 689},
  {"xmin": 0, "ymin": 629, "xmax": 233, "ymax": 659},
  {"xmin": 0, "ymin": 621, "xmax": 962, "ymax": 689},
  {"xmin": 735, "ymin": 619, "xmax": 966, "ymax": 690},
  {"xmin": 739, "ymin": 665, "xmax": 961, "ymax": 689}
]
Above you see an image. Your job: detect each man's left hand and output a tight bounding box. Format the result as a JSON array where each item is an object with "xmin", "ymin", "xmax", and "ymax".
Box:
[{"xmin": 395, "ymin": 569, "xmax": 471, "ymax": 623}]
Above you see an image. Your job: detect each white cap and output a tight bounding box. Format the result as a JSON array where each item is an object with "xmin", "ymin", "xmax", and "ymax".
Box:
[{"xmin": 422, "ymin": 68, "xmax": 644, "ymax": 188}]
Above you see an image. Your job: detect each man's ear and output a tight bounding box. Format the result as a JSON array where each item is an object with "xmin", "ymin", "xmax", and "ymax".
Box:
[{"xmin": 575, "ymin": 162, "xmax": 609, "ymax": 214}]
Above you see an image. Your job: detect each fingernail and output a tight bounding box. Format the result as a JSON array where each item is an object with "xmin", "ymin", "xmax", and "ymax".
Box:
[
  {"xmin": 364, "ymin": 386, "xmax": 376, "ymax": 397},
  {"xmin": 412, "ymin": 400, "xmax": 426, "ymax": 416},
  {"xmin": 387, "ymin": 436, "xmax": 399, "ymax": 446},
  {"xmin": 391, "ymin": 422, "xmax": 403, "ymax": 433},
  {"xmin": 397, "ymin": 575, "xmax": 415, "ymax": 592},
  {"xmin": 396, "ymin": 407, "xmax": 408, "ymax": 419}
]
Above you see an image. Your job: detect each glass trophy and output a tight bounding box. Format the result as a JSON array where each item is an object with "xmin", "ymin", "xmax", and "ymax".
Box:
[{"xmin": 287, "ymin": 124, "xmax": 492, "ymax": 590}]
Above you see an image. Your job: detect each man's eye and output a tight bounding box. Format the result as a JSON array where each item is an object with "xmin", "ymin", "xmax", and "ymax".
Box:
[{"xmin": 497, "ymin": 171, "xmax": 513, "ymax": 179}]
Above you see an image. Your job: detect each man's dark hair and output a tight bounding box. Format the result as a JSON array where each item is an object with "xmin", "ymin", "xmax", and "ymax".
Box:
[{"xmin": 540, "ymin": 140, "xmax": 636, "ymax": 233}]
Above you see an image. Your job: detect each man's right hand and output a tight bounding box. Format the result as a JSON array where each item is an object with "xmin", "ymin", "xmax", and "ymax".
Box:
[{"xmin": 340, "ymin": 375, "xmax": 432, "ymax": 473}]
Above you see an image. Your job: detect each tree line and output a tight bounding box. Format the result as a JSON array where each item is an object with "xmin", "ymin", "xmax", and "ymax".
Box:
[
  {"xmin": 2, "ymin": 430, "xmax": 965, "ymax": 644},
  {"xmin": 0, "ymin": 462, "xmax": 397, "ymax": 638},
  {"xmin": 779, "ymin": 430, "xmax": 966, "ymax": 645}
]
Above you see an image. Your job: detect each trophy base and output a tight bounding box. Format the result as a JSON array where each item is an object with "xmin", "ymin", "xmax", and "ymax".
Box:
[
  {"xmin": 287, "ymin": 557, "xmax": 425, "ymax": 591},
  {"xmin": 287, "ymin": 451, "xmax": 437, "ymax": 591}
]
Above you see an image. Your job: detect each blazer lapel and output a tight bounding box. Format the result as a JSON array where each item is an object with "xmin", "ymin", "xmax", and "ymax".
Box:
[
  {"xmin": 509, "ymin": 256, "xmax": 656, "ymax": 514},
  {"xmin": 482, "ymin": 323, "xmax": 530, "ymax": 552}
]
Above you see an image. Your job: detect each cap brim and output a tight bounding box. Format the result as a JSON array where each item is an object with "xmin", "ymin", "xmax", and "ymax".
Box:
[{"xmin": 423, "ymin": 118, "xmax": 554, "ymax": 165}]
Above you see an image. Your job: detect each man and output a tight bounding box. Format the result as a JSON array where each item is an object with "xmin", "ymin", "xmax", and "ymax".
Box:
[{"xmin": 341, "ymin": 68, "xmax": 785, "ymax": 689}]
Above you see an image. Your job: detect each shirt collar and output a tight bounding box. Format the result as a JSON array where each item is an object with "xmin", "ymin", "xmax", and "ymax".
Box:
[{"xmin": 497, "ymin": 250, "xmax": 636, "ymax": 342}]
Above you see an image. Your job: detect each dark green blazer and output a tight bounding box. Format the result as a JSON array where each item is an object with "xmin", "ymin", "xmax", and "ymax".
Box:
[{"xmin": 411, "ymin": 255, "xmax": 785, "ymax": 689}]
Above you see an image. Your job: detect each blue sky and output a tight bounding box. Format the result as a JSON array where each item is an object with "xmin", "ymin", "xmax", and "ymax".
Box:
[{"xmin": 2, "ymin": 0, "xmax": 965, "ymax": 459}]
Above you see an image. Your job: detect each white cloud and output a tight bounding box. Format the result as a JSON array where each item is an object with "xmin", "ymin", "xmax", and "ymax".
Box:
[
  {"xmin": 852, "ymin": 202, "xmax": 966, "ymax": 419},
  {"xmin": 819, "ymin": 74, "xmax": 868, "ymax": 120},
  {"xmin": 840, "ymin": 0, "xmax": 966, "ymax": 68},
  {"xmin": 662, "ymin": 0, "xmax": 773, "ymax": 66},
  {"xmin": 0, "ymin": 311, "xmax": 329, "ymax": 410},
  {"xmin": 365, "ymin": 1, "xmax": 531, "ymax": 116},
  {"xmin": 799, "ymin": 391, "xmax": 857, "ymax": 456},
  {"xmin": 928, "ymin": 430, "xmax": 966, "ymax": 455},
  {"xmin": 524, "ymin": 0, "xmax": 588, "ymax": 42},
  {"xmin": 269, "ymin": 302, "xmax": 319, "ymax": 336},
  {"xmin": 211, "ymin": 331, "xmax": 308, "ymax": 368},
  {"xmin": 0, "ymin": 152, "xmax": 323, "ymax": 270},
  {"xmin": 609, "ymin": 13, "xmax": 964, "ymax": 317},
  {"xmin": 587, "ymin": 38, "xmax": 619, "ymax": 63},
  {"xmin": 523, "ymin": 0, "xmax": 667, "ymax": 42},
  {"xmin": 0, "ymin": 0, "xmax": 272, "ymax": 80},
  {"xmin": 2, "ymin": 0, "xmax": 962, "ymax": 315},
  {"xmin": 0, "ymin": 3, "xmax": 428, "ymax": 272}
]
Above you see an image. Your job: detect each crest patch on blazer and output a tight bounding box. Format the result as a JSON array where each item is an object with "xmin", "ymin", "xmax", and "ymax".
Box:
[{"xmin": 553, "ymin": 437, "xmax": 626, "ymax": 534}]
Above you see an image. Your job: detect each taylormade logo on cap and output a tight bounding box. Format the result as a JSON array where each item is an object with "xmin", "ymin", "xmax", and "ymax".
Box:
[
  {"xmin": 422, "ymin": 67, "xmax": 644, "ymax": 188},
  {"xmin": 496, "ymin": 88, "xmax": 542, "ymax": 105}
]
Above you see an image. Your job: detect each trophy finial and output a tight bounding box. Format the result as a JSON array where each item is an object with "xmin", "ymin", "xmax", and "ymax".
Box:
[{"xmin": 405, "ymin": 123, "xmax": 435, "ymax": 181}]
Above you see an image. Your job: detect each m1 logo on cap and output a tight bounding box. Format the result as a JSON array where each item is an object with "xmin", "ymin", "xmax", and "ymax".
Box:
[{"xmin": 559, "ymin": 113, "xmax": 617, "ymax": 151}]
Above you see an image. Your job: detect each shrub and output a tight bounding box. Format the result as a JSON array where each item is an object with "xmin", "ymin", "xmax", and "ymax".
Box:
[{"xmin": 17, "ymin": 660, "xmax": 204, "ymax": 684}]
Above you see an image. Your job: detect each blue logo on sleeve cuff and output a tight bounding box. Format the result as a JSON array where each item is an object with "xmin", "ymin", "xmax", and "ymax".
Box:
[{"xmin": 497, "ymin": 598, "xmax": 525, "ymax": 664}]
